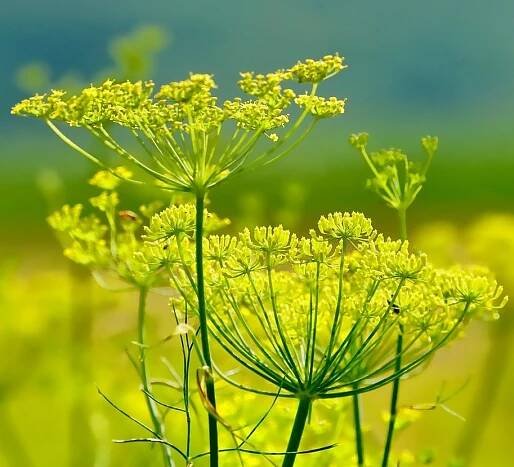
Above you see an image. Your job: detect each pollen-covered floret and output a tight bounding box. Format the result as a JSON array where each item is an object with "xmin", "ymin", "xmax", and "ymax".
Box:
[
  {"xmin": 318, "ymin": 212, "xmax": 375, "ymax": 242},
  {"xmin": 435, "ymin": 266, "xmax": 508, "ymax": 319},
  {"xmin": 289, "ymin": 54, "xmax": 347, "ymax": 83},
  {"xmin": 360, "ymin": 235, "xmax": 428, "ymax": 281},
  {"xmin": 144, "ymin": 203, "xmax": 229, "ymax": 242},
  {"xmin": 223, "ymin": 98, "xmax": 289, "ymax": 131},
  {"xmin": 238, "ymin": 70, "xmax": 290, "ymax": 98},
  {"xmin": 11, "ymin": 89, "xmax": 70, "ymax": 121},
  {"xmin": 204, "ymin": 235, "xmax": 238, "ymax": 263},
  {"xmin": 298, "ymin": 232, "xmax": 334, "ymax": 264},
  {"xmin": 47, "ymin": 204, "xmax": 109, "ymax": 267},
  {"xmin": 144, "ymin": 204, "xmax": 197, "ymax": 241},
  {"xmin": 156, "ymin": 73, "xmax": 216, "ymax": 108},
  {"xmin": 241, "ymin": 225, "xmax": 298, "ymax": 258},
  {"xmin": 295, "ymin": 95, "xmax": 346, "ymax": 118}
]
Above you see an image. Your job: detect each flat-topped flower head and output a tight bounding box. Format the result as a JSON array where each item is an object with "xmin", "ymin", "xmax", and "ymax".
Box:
[
  {"xmin": 203, "ymin": 234, "xmax": 238, "ymax": 263},
  {"xmin": 318, "ymin": 212, "xmax": 375, "ymax": 243},
  {"xmin": 289, "ymin": 54, "xmax": 346, "ymax": 83},
  {"xmin": 13, "ymin": 55, "xmax": 347, "ymax": 195},
  {"xmin": 47, "ymin": 197, "xmax": 208, "ymax": 289},
  {"xmin": 238, "ymin": 70, "xmax": 291, "ymax": 98},
  {"xmin": 144, "ymin": 204, "xmax": 197, "ymax": 241},
  {"xmin": 223, "ymin": 98, "xmax": 289, "ymax": 130},
  {"xmin": 156, "ymin": 73, "xmax": 216, "ymax": 107},
  {"xmin": 295, "ymin": 95, "xmax": 346, "ymax": 118},
  {"xmin": 360, "ymin": 235, "xmax": 427, "ymax": 281},
  {"xmin": 134, "ymin": 241, "xmax": 183, "ymax": 274},
  {"xmin": 241, "ymin": 225, "xmax": 298, "ymax": 259},
  {"xmin": 144, "ymin": 203, "xmax": 229, "ymax": 242},
  {"xmin": 436, "ymin": 266, "xmax": 508, "ymax": 319},
  {"xmin": 298, "ymin": 232, "xmax": 334, "ymax": 264},
  {"xmin": 48, "ymin": 204, "xmax": 110, "ymax": 267},
  {"xmin": 224, "ymin": 243, "xmax": 264, "ymax": 277},
  {"xmin": 14, "ymin": 80, "xmax": 155, "ymax": 127}
]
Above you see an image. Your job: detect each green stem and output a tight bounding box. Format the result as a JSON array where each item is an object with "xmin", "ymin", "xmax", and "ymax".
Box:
[
  {"xmin": 381, "ymin": 325, "xmax": 403, "ymax": 467},
  {"xmin": 381, "ymin": 208, "xmax": 408, "ymax": 467},
  {"xmin": 282, "ymin": 397, "xmax": 312, "ymax": 467},
  {"xmin": 352, "ymin": 389, "xmax": 365, "ymax": 467},
  {"xmin": 195, "ymin": 193, "xmax": 219, "ymax": 467},
  {"xmin": 137, "ymin": 287, "xmax": 174, "ymax": 467},
  {"xmin": 398, "ymin": 208, "xmax": 407, "ymax": 242}
]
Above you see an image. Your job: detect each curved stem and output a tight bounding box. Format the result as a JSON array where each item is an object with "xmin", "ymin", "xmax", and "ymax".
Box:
[
  {"xmin": 137, "ymin": 288, "xmax": 174, "ymax": 467},
  {"xmin": 195, "ymin": 193, "xmax": 219, "ymax": 467},
  {"xmin": 352, "ymin": 388, "xmax": 365, "ymax": 467},
  {"xmin": 282, "ymin": 397, "xmax": 312, "ymax": 467}
]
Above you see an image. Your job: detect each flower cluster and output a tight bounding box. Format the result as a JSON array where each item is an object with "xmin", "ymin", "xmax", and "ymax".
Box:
[
  {"xmin": 318, "ymin": 211, "xmax": 374, "ymax": 242},
  {"xmin": 47, "ymin": 173, "xmax": 220, "ymax": 289},
  {"xmin": 144, "ymin": 204, "xmax": 230, "ymax": 242},
  {"xmin": 295, "ymin": 95, "xmax": 346, "ymax": 118},
  {"xmin": 223, "ymin": 98, "xmax": 289, "ymax": 130},
  {"xmin": 191, "ymin": 212, "xmax": 507, "ymax": 398},
  {"xmin": 12, "ymin": 55, "xmax": 347, "ymax": 194},
  {"xmin": 289, "ymin": 55, "xmax": 347, "ymax": 83},
  {"xmin": 44, "ymin": 193, "xmax": 508, "ymax": 462},
  {"xmin": 156, "ymin": 73, "xmax": 216, "ymax": 106},
  {"xmin": 349, "ymin": 133, "xmax": 439, "ymax": 212},
  {"xmin": 48, "ymin": 204, "xmax": 110, "ymax": 266}
]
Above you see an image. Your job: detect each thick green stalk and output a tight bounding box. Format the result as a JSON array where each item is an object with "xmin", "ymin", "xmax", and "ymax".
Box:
[
  {"xmin": 352, "ymin": 390, "xmax": 365, "ymax": 467},
  {"xmin": 195, "ymin": 193, "xmax": 219, "ymax": 467},
  {"xmin": 381, "ymin": 207, "xmax": 407, "ymax": 467},
  {"xmin": 282, "ymin": 397, "xmax": 312, "ymax": 467},
  {"xmin": 137, "ymin": 287, "xmax": 174, "ymax": 467}
]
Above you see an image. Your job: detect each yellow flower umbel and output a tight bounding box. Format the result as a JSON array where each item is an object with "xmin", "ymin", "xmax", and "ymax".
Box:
[
  {"xmin": 201, "ymin": 213, "xmax": 505, "ymax": 399},
  {"xmin": 172, "ymin": 212, "xmax": 506, "ymax": 467},
  {"xmin": 12, "ymin": 54, "xmax": 346, "ymax": 195}
]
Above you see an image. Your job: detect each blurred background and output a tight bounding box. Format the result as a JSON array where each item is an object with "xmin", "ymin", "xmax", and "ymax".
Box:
[{"xmin": 1, "ymin": 1, "xmax": 513, "ymax": 466}]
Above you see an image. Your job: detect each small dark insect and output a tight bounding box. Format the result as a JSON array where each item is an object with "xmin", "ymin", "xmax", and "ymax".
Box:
[
  {"xmin": 388, "ymin": 299, "xmax": 401, "ymax": 315},
  {"xmin": 118, "ymin": 210, "xmax": 139, "ymax": 222},
  {"xmin": 163, "ymin": 244, "xmax": 169, "ymax": 250}
]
